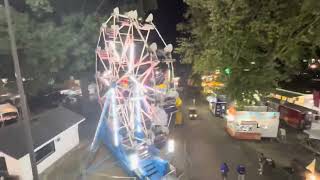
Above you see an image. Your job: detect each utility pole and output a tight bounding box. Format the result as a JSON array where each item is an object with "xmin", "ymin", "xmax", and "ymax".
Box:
[{"xmin": 4, "ymin": 0, "xmax": 39, "ymax": 179}]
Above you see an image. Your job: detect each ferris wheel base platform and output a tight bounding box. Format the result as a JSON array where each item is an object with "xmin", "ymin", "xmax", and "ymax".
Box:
[{"xmin": 98, "ymin": 121, "xmax": 172, "ymax": 180}]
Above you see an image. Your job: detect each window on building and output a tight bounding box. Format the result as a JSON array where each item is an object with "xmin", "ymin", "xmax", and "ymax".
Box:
[
  {"xmin": 0, "ymin": 157, "xmax": 8, "ymax": 176},
  {"xmin": 35, "ymin": 141, "xmax": 55, "ymax": 164}
]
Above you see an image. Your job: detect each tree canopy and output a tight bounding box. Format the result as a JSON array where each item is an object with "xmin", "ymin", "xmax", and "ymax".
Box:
[
  {"xmin": 0, "ymin": 0, "xmax": 157, "ymax": 95},
  {"xmin": 177, "ymin": 0, "xmax": 320, "ymax": 105}
]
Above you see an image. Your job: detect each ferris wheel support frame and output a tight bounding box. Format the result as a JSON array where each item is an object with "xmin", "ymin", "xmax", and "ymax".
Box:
[{"xmin": 89, "ymin": 7, "xmax": 178, "ymax": 179}]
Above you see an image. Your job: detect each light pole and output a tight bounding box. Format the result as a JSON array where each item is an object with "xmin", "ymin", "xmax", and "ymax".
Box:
[{"xmin": 4, "ymin": 0, "xmax": 39, "ymax": 179}]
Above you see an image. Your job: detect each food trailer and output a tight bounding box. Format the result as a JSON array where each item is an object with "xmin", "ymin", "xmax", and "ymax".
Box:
[
  {"xmin": 279, "ymin": 103, "xmax": 317, "ymax": 130},
  {"xmin": 225, "ymin": 106, "xmax": 280, "ymax": 140},
  {"xmin": 268, "ymin": 88, "xmax": 318, "ymax": 130}
]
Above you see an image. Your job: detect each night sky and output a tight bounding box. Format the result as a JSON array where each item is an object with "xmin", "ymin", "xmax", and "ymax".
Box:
[
  {"xmin": 5, "ymin": 0, "xmax": 186, "ymax": 46},
  {"xmin": 152, "ymin": 0, "xmax": 186, "ymax": 46}
]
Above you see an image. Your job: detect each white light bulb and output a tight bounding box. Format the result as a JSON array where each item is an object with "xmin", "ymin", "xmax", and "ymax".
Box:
[
  {"xmin": 168, "ymin": 139, "xmax": 175, "ymax": 153},
  {"xmin": 129, "ymin": 153, "xmax": 139, "ymax": 170}
]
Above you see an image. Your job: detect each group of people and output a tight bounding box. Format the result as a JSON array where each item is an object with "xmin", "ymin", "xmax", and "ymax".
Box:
[
  {"xmin": 220, "ymin": 153, "xmax": 275, "ymax": 180},
  {"xmin": 220, "ymin": 163, "xmax": 246, "ymax": 180}
]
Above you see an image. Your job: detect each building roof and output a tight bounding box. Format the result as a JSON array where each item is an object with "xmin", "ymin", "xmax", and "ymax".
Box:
[
  {"xmin": 272, "ymin": 88, "xmax": 305, "ymax": 98},
  {"xmin": 0, "ymin": 123, "xmax": 27, "ymax": 159},
  {"xmin": 0, "ymin": 106, "xmax": 85, "ymax": 159}
]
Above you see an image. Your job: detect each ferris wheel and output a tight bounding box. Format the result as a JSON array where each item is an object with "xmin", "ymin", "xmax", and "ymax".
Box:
[{"xmin": 92, "ymin": 7, "xmax": 174, "ymax": 151}]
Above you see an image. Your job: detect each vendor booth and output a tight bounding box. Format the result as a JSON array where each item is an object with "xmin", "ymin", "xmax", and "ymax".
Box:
[
  {"xmin": 225, "ymin": 106, "xmax": 280, "ymax": 140},
  {"xmin": 207, "ymin": 94, "xmax": 227, "ymax": 117}
]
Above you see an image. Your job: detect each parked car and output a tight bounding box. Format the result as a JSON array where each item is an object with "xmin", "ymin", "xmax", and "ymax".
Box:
[{"xmin": 0, "ymin": 103, "xmax": 19, "ymax": 127}]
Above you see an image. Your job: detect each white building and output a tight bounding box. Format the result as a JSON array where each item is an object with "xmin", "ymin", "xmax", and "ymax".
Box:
[{"xmin": 0, "ymin": 107, "xmax": 85, "ymax": 179}]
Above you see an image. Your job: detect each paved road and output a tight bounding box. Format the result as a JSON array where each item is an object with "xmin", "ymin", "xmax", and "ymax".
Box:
[{"xmin": 170, "ymin": 92, "xmax": 314, "ymax": 180}]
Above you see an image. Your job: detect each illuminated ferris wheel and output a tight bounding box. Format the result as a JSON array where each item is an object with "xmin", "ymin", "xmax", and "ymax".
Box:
[{"xmin": 93, "ymin": 8, "xmax": 174, "ymax": 150}]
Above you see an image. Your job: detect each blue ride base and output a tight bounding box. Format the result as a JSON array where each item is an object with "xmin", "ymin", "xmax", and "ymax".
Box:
[
  {"xmin": 98, "ymin": 122, "xmax": 170, "ymax": 179},
  {"xmin": 91, "ymin": 89, "xmax": 171, "ymax": 179}
]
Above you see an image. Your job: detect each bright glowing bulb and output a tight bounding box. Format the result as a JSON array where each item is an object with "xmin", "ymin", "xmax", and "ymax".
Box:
[
  {"xmin": 309, "ymin": 174, "xmax": 316, "ymax": 180},
  {"xmin": 310, "ymin": 64, "xmax": 318, "ymax": 69},
  {"xmin": 129, "ymin": 153, "xmax": 139, "ymax": 170},
  {"xmin": 226, "ymin": 115, "xmax": 235, "ymax": 121},
  {"xmin": 111, "ymin": 89, "xmax": 119, "ymax": 146},
  {"xmin": 134, "ymin": 86, "xmax": 142, "ymax": 133},
  {"xmin": 136, "ymin": 125, "xmax": 142, "ymax": 133},
  {"xmin": 1, "ymin": 78, "xmax": 8, "ymax": 84},
  {"xmin": 168, "ymin": 139, "xmax": 175, "ymax": 153},
  {"xmin": 130, "ymin": 42, "xmax": 135, "ymax": 71}
]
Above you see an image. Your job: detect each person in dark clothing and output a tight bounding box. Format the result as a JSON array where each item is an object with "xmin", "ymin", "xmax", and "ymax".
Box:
[
  {"xmin": 220, "ymin": 162, "xmax": 229, "ymax": 180},
  {"xmin": 237, "ymin": 164, "xmax": 246, "ymax": 180}
]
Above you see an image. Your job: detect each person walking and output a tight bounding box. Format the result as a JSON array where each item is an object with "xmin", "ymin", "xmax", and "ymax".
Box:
[
  {"xmin": 220, "ymin": 162, "xmax": 229, "ymax": 180},
  {"xmin": 237, "ymin": 164, "xmax": 246, "ymax": 180},
  {"xmin": 258, "ymin": 153, "xmax": 266, "ymax": 175},
  {"xmin": 192, "ymin": 98, "xmax": 196, "ymax": 106}
]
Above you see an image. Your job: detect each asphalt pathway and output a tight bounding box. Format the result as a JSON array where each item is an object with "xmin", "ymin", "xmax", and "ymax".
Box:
[{"xmin": 170, "ymin": 93, "xmax": 313, "ymax": 180}]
